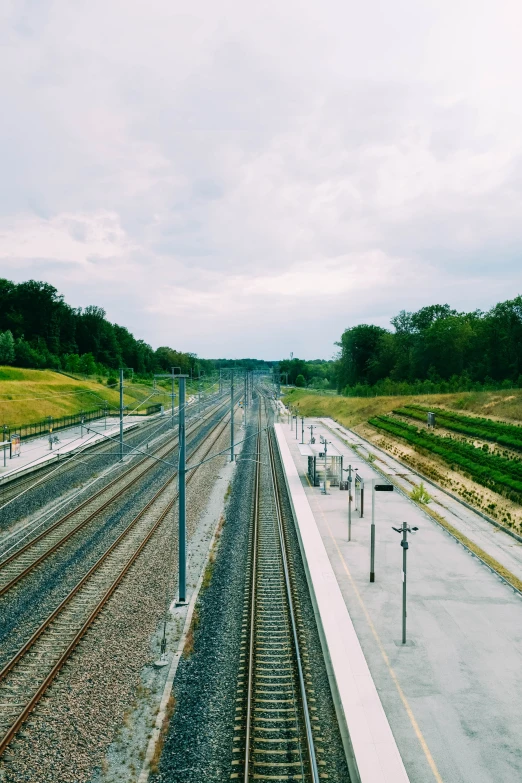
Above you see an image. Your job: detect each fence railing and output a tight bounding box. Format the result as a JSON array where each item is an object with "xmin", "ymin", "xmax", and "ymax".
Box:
[{"xmin": 1, "ymin": 403, "xmax": 162, "ymax": 442}]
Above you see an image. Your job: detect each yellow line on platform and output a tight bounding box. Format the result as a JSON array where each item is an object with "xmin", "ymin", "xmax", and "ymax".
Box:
[{"xmin": 310, "ymin": 495, "xmax": 444, "ymax": 783}]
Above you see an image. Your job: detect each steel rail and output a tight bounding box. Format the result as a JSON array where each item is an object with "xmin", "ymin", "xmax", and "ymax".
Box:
[
  {"xmin": 0, "ymin": 397, "xmax": 230, "ymax": 596},
  {"xmin": 240, "ymin": 396, "xmax": 319, "ymax": 782},
  {"xmin": 0, "ymin": 409, "xmax": 232, "ymax": 756},
  {"xmin": 267, "ymin": 426, "xmax": 320, "ymax": 783},
  {"xmin": 243, "ymin": 405, "xmax": 261, "ymax": 781}
]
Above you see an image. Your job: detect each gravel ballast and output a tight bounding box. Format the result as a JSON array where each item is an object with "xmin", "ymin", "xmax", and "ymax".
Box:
[
  {"xmin": 151, "ymin": 399, "xmax": 350, "ymax": 782},
  {"xmin": 0, "ymin": 410, "xmax": 236, "ymax": 783}
]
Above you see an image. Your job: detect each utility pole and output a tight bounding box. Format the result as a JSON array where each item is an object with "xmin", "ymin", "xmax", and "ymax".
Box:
[
  {"xmin": 392, "ymin": 522, "xmax": 419, "ymax": 644},
  {"xmin": 178, "ymin": 375, "xmax": 188, "ymax": 604},
  {"xmin": 230, "ymin": 370, "xmax": 235, "ymax": 462},
  {"xmin": 119, "ymin": 368, "xmax": 124, "ymax": 460},
  {"xmin": 301, "ymin": 416, "xmax": 304, "ymax": 444},
  {"xmin": 174, "ymin": 368, "xmax": 176, "ymax": 429},
  {"xmin": 370, "ymin": 481, "xmax": 376, "ymax": 581}
]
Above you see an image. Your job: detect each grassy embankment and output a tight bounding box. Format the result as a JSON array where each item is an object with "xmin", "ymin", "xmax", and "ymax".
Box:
[
  {"xmin": 285, "ymin": 387, "xmax": 522, "ymax": 592},
  {"xmin": 0, "ymin": 367, "xmax": 173, "ymax": 428},
  {"xmin": 284, "ymin": 387, "xmax": 522, "ymax": 428},
  {"xmin": 285, "ymin": 387, "xmax": 522, "ymax": 532}
]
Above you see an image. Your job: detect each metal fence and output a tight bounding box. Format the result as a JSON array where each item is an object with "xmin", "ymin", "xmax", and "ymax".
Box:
[{"xmin": 1, "ymin": 403, "xmax": 162, "ymax": 443}]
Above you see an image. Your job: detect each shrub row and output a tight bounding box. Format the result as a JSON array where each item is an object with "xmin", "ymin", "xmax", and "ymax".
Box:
[
  {"xmin": 369, "ymin": 415, "xmax": 522, "ymax": 498},
  {"xmin": 395, "ymin": 405, "xmax": 522, "ymax": 453}
]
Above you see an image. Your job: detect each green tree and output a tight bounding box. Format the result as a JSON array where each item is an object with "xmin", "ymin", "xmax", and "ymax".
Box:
[
  {"xmin": 295, "ymin": 374, "xmax": 305, "ymax": 387},
  {"xmin": 0, "ymin": 330, "xmax": 15, "ymax": 364}
]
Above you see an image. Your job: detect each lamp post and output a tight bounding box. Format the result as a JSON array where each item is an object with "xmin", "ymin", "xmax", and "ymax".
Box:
[
  {"xmin": 392, "ymin": 522, "xmax": 419, "ymax": 644},
  {"xmin": 343, "ymin": 464, "xmax": 353, "ymax": 541},
  {"xmin": 320, "ymin": 436, "xmax": 331, "ymax": 495},
  {"xmin": 370, "ymin": 481, "xmax": 394, "ymax": 582}
]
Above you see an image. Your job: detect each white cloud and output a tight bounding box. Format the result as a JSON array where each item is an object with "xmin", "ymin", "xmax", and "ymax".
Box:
[{"xmin": 1, "ymin": 0, "xmax": 522, "ymax": 358}]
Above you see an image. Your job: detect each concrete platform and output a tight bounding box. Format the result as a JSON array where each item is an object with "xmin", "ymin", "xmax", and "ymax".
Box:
[
  {"xmin": 0, "ymin": 413, "xmax": 161, "ymax": 486},
  {"xmin": 275, "ymin": 416, "xmax": 522, "ymax": 783}
]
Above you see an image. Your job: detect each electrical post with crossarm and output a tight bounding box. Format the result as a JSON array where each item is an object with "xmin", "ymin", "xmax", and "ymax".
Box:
[
  {"xmin": 176, "ymin": 374, "xmax": 189, "ymax": 605},
  {"xmin": 118, "ymin": 367, "xmax": 134, "ymax": 460}
]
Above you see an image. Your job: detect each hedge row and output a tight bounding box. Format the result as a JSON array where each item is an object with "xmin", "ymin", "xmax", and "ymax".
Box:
[
  {"xmin": 395, "ymin": 405, "xmax": 522, "ymax": 453},
  {"xmin": 369, "ymin": 415, "xmax": 522, "ymax": 497}
]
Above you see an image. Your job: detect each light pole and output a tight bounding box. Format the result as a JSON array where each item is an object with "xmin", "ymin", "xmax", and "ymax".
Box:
[
  {"xmin": 392, "ymin": 522, "xmax": 418, "ymax": 644},
  {"xmin": 320, "ymin": 436, "xmax": 330, "ymax": 495},
  {"xmin": 307, "ymin": 424, "xmax": 315, "ymax": 444},
  {"xmin": 301, "ymin": 416, "xmax": 304, "ymax": 444},
  {"xmin": 370, "ymin": 481, "xmax": 394, "ymax": 582},
  {"xmin": 343, "ymin": 464, "xmax": 353, "ymax": 541}
]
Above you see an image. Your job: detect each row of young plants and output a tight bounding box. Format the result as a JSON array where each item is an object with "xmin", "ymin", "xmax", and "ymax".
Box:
[
  {"xmin": 368, "ymin": 415, "xmax": 522, "ymax": 499},
  {"xmin": 394, "ymin": 404, "xmax": 522, "ymax": 453}
]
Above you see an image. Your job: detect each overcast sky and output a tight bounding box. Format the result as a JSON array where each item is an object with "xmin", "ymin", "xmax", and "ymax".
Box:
[{"xmin": 1, "ymin": 1, "xmax": 522, "ymax": 360}]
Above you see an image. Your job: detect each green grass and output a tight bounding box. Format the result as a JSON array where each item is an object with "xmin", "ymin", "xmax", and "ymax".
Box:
[
  {"xmin": 410, "ymin": 482, "xmax": 431, "ymax": 504},
  {"xmin": 284, "ymin": 388, "xmax": 522, "ymax": 428},
  {"xmin": 0, "ymin": 367, "xmax": 173, "ymax": 429}
]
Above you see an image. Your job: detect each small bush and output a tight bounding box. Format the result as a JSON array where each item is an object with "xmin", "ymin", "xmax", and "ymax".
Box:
[
  {"xmin": 410, "ymin": 482, "xmax": 431, "ymax": 504},
  {"xmin": 107, "ymin": 376, "xmax": 118, "ymax": 387}
]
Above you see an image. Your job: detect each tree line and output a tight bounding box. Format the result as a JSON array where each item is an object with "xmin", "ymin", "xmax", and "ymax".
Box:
[
  {"xmin": 0, "ymin": 279, "xmax": 213, "ymax": 377},
  {"xmin": 336, "ymin": 298, "xmax": 522, "ymax": 396},
  {"xmin": 277, "ymin": 358, "xmax": 336, "ymax": 389}
]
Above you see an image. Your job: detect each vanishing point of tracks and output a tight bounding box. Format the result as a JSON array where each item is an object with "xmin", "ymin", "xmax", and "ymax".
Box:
[
  {"xmin": 0, "ymin": 400, "xmax": 232, "ymax": 755},
  {"xmin": 231, "ymin": 399, "xmax": 321, "ymax": 782}
]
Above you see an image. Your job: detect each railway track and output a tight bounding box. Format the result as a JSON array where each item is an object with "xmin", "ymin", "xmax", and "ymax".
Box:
[
  {"xmin": 0, "ymin": 408, "xmax": 174, "ymax": 509},
  {"xmin": 0, "ymin": 406, "xmax": 233, "ymax": 756},
  {"xmin": 232, "ymin": 399, "xmax": 320, "ymax": 782},
  {"xmin": 0, "ymin": 395, "xmax": 229, "ymax": 596}
]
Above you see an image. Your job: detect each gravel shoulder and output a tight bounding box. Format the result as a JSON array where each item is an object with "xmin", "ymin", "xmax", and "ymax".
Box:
[
  {"xmin": 151, "ymin": 402, "xmax": 349, "ymax": 782},
  {"xmin": 0, "ymin": 412, "xmax": 238, "ymax": 783}
]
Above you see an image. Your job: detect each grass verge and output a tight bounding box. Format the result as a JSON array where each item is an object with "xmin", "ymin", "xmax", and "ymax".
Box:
[{"xmin": 284, "ymin": 388, "xmax": 522, "ymax": 427}]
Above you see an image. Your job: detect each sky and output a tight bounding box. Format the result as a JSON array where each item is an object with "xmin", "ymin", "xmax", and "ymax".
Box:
[{"xmin": 1, "ymin": 0, "xmax": 522, "ymax": 360}]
